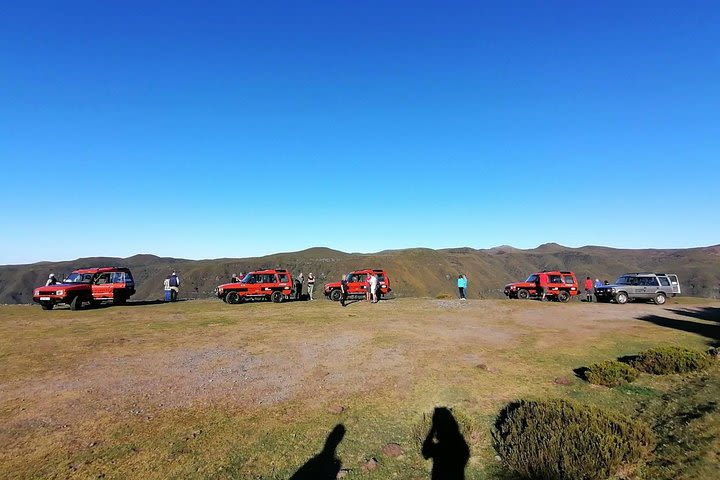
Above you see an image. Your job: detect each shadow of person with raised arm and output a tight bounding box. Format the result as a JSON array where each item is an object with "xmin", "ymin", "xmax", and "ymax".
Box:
[
  {"xmin": 422, "ymin": 407, "xmax": 470, "ymax": 480},
  {"xmin": 290, "ymin": 424, "xmax": 345, "ymax": 480}
]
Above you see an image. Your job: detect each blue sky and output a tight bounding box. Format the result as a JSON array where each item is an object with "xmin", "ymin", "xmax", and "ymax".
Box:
[{"xmin": 1, "ymin": 1, "xmax": 719, "ymax": 264}]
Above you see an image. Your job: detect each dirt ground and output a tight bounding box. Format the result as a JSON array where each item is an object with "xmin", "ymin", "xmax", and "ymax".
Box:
[{"xmin": 1, "ymin": 297, "xmax": 718, "ymax": 479}]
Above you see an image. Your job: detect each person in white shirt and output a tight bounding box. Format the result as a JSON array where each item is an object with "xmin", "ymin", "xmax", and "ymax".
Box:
[{"xmin": 369, "ymin": 273, "xmax": 379, "ymax": 303}]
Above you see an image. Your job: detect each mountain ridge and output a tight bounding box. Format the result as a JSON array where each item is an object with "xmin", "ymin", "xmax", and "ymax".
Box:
[{"xmin": 1, "ymin": 244, "xmax": 719, "ymax": 303}]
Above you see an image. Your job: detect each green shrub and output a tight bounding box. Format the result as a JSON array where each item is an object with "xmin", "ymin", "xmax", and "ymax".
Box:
[
  {"xmin": 493, "ymin": 399, "xmax": 654, "ymax": 480},
  {"xmin": 584, "ymin": 360, "xmax": 640, "ymax": 387},
  {"xmin": 631, "ymin": 346, "xmax": 713, "ymax": 374}
]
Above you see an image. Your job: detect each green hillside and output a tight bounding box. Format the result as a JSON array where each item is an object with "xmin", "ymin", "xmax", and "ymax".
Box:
[{"xmin": 1, "ymin": 244, "xmax": 719, "ymax": 304}]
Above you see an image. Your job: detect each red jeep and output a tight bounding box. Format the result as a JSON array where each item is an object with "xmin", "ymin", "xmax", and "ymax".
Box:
[
  {"xmin": 32, "ymin": 267, "xmax": 136, "ymax": 310},
  {"xmin": 504, "ymin": 270, "xmax": 579, "ymax": 303},
  {"xmin": 324, "ymin": 269, "xmax": 391, "ymax": 302},
  {"xmin": 216, "ymin": 269, "xmax": 293, "ymax": 304}
]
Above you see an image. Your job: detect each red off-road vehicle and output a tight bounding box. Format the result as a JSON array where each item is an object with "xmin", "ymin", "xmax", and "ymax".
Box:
[
  {"xmin": 504, "ymin": 270, "xmax": 579, "ymax": 303},
  {"xmin": 32, "ymin": 267, "xmax": 136, "ymax": 310},
  {"xmin": 324, "ymin": 269, "xmax": 391, "ymax": 302},
  {"xmin": 216, "ymin": 269, "xmax": 293, "ymax": 304}
]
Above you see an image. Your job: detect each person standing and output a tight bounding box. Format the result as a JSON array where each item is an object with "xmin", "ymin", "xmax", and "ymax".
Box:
[
  {"xmin": 169, "ymin": 271, "xmax": 180, "ymax": 302},
  {"xmin": 340, "ymin": 276, "xmax": 348, "ymax": 307},
  {"xmin": 365, "ymin": 274, "xmax": 372, "ymax": 302},
  {"xmin": 307, "ymin": 273, "xmax": 316, "ymax": 300},
  {"xmin": 295, "ymin": 272, "xmax": 304, "ymax": 300},
  {"xmin": 46, "ymin": 273, "xmax": 59, "ymax": 286},
  {"xmin": 457, "ymin": 274, "xmax": 467, "ymax": 300},
  {"xmin": 584, "ymin": 276, "xmax": 594, "ymax": 302},
  {"xmin": 369, "ymin": 272, "xmax": 379, "ymax": 303},
  {"xmin": 163, "ymin": 275, "xmax": 172, "ymax": 302},
  {"xmin": 535, "ymin": 274, "xmax": 546, "ymax": 301}
]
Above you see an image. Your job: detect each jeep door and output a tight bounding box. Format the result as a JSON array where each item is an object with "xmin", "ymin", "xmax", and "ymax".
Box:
[
  {"xmin": 259, "ymin": 273, "xmax": 276, "ymax": 296},
  {"xmin": 667, "ymin": 275, "xmax": 681, "ymax": 294},
  {"xmin": 348, "ymin": 272, "xmax": 368, "ymax": 295},
  {"xmin": 640, "ymin": 276, "xmax": 660, "ymax": 299},
  {"xmin": 92, "ymin": 272, "xmax": 114, "ymax": 299}
]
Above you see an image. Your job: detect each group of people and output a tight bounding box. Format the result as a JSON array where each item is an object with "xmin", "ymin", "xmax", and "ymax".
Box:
[
  {"xmin": 294, "ymin": 272, "xmax": 316, "ymax": 300},
  {"xmin": 583, "ymin": 277, "xmax": 610, "ymax": 302},
  {"xmin": 339, "ymin": 272, "xmax": 380, "ymax": 307},
  {"xmin": 162, "ymin": 271, "xmax": 181, "ymax": 301}
]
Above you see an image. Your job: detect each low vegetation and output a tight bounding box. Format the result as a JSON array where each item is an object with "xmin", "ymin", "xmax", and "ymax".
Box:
[
  {"xmin": 631, "ymin": 346, "xmax": 713, "ymax": 375},
  {"xmin": 493, "ymin": 399, "xmax": 654, "ymax": 480},
  {"xmin": 1, "ymin": 298, "xmax": 719, "ymax": 479},
  {"xmin": 585, "ymin": 360, "xmax": 640, "ymax": 387}
]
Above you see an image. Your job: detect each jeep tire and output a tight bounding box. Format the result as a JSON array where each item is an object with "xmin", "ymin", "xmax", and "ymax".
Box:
[
  {"xmin": 226, "ymin": 291, "xmax": 241, "ymax": 304},
  {"xmin": 615, "ymin": 292, "xmax": 629, "ymax": 304},
  {"xmin": 70, "ymin": 296, "xmax": 83, "ymax": 311},
  {"xmin": 329, "ymin": 289, "xmax": 342, "ymax": 302},
  {"xmin": 517, "ymin": 289, "xmax": 529, "ymax": 300},
  {"xmin": 654, "ymin": 292, "xmax": 667, "ymax": 305},
  {"xmin": 557, "ymin": 291, "xmax": 570, "ymax": 303},
  {"xmin": 271, "ymin": 291, "xmax": 283, "ymax": 303}
]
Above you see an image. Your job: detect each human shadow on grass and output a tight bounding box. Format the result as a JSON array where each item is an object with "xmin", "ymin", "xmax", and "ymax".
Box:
[
  {"xmin": 636, "ymin": 307, "xmax": 720, "ymax": 346},
  {"xmin": 422, "ymin": 407, "xmax": 470, "ymax": 480},
  {"xmin": 290, "ymin": 424, "xmax": 345, "ymax": 480}
]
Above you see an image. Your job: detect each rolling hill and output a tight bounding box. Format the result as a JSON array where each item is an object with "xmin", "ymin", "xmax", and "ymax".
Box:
[{"xmin": 1, "ymin": 244, "xmax": 719, "ymax": 304}]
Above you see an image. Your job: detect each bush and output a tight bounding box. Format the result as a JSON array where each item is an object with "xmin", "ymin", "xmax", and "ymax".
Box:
[
  {"xmin": 631, "ymin": 346, "xmax": 713, "ymax": 374},
  {"xmin": 493, "ymin": 399, "xmax": 654, "ymax": 480},
  {"xmin": 584, "ymin": 360, "xmax": 640, "ymax": 387}
]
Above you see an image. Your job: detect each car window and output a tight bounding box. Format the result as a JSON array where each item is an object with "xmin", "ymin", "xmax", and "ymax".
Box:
[
  {"xmin": 548, "ymin": 275, "xmax": 562, "ymax": 283},
  {"xmin": 261, "ymin": 274, "xmax": 275, "ymax": 283},
  {"xmin": 526, "ymin": 274, "xmax": 539, "ymax": 283},
  {"xmin": 110, "ymin": 272, "xmax": 125, "ymax": 283},
  {"xmin": 95, "ymin": 273, "xmax": 112, "ymax": 285},
  {"xmin": 563, "ymin": 275, "xmax": 574, "ymax": 284},
  {"xmin": 658, "ymin": 276, "xmax": 670, "ymax": 286},
  {"xmin": 278, "ymin": 274, "xmax": 289, "ymax": 282}
]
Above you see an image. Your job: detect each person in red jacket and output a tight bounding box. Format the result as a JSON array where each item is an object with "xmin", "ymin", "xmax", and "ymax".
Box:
[
  {"xmin": 535, "ymin": 273, "xmax": 547, "ymax": 301},
  {"xmin": 584, "ymin": 276, "xmax": 594, "ymax": 302}
]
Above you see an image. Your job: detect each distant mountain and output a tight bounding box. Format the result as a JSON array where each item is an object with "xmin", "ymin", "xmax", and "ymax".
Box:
[{"xmin": 1, "ymin": 244, "xmax": 719, "ymax": 304}]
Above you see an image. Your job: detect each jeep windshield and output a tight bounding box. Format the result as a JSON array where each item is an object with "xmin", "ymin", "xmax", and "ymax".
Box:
[
  {"xmin": 526, "ymin": 275, "xmax": 539, "ymax": 282},
  {"xmin": 63, "ymin": 273, "xmax": 93, "ymax": 284}
]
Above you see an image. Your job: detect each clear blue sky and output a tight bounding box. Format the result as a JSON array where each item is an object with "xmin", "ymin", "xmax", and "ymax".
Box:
[{"xmin": 2, "ymin": 1, "xmax": 719, "ymax": 264}]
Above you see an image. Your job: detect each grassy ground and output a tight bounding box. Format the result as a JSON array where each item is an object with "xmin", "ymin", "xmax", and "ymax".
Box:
[{"xmin": 1, "ymin": 297, "xmax": 718, "ymax": 479}]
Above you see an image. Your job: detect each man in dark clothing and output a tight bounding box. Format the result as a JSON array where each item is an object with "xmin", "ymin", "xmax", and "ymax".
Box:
[
  {"xmin": 168, "ymin": 271, "xmax": 180, "ymax": 301},
  {"xmin": 340, "ymin": 278, "xmax": 348, "ymax": 307}
]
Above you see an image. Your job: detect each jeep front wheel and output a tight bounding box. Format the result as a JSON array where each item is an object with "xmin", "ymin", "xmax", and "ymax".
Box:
[
  {"xmin": 226, "ymin": 291, "xmax": 241, "ymax": 304},
  {"xmin": 70, "ymin": 296, "xmax": 83, "ymax": 311},
  {"xmin": 517, "ymin": 289, "xmax": 529, "ymax": 300},
  {"xmin": 654, "ymin": 292, "xmax": 667, "ymax": 305},
  {"xmin": 615, "ymin": 292, "xmax": 628, "ymax": 304},
  {"xmin": 329, "ymin": 289, "xmax": 342, "ymax": 302},
  {"xmin": 557, "ymin": 291, "xmax": 570, "ymax": 303},
  {"xmin": 270, "ymin": 291, "xmax": 284, "ymax": 303}
]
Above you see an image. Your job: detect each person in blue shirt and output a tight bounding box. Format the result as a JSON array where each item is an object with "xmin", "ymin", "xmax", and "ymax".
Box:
[{"xmin": 457, "ymin": 274, "xmax": 468, "ymax": 300}]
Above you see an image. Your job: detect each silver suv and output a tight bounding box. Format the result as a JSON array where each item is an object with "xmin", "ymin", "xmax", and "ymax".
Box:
[{"xmin": 594, "ymin": 273, "xmax": 680, "ymax": 305}]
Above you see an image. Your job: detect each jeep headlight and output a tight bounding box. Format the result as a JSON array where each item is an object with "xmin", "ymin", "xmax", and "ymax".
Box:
[
  {"xmin": 218, "ymin": 287, "xmax": 224, "ymax": 294},
  {"xmin": 56, "ymin": 290, "xmax": 64, "ymax": 295}
]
